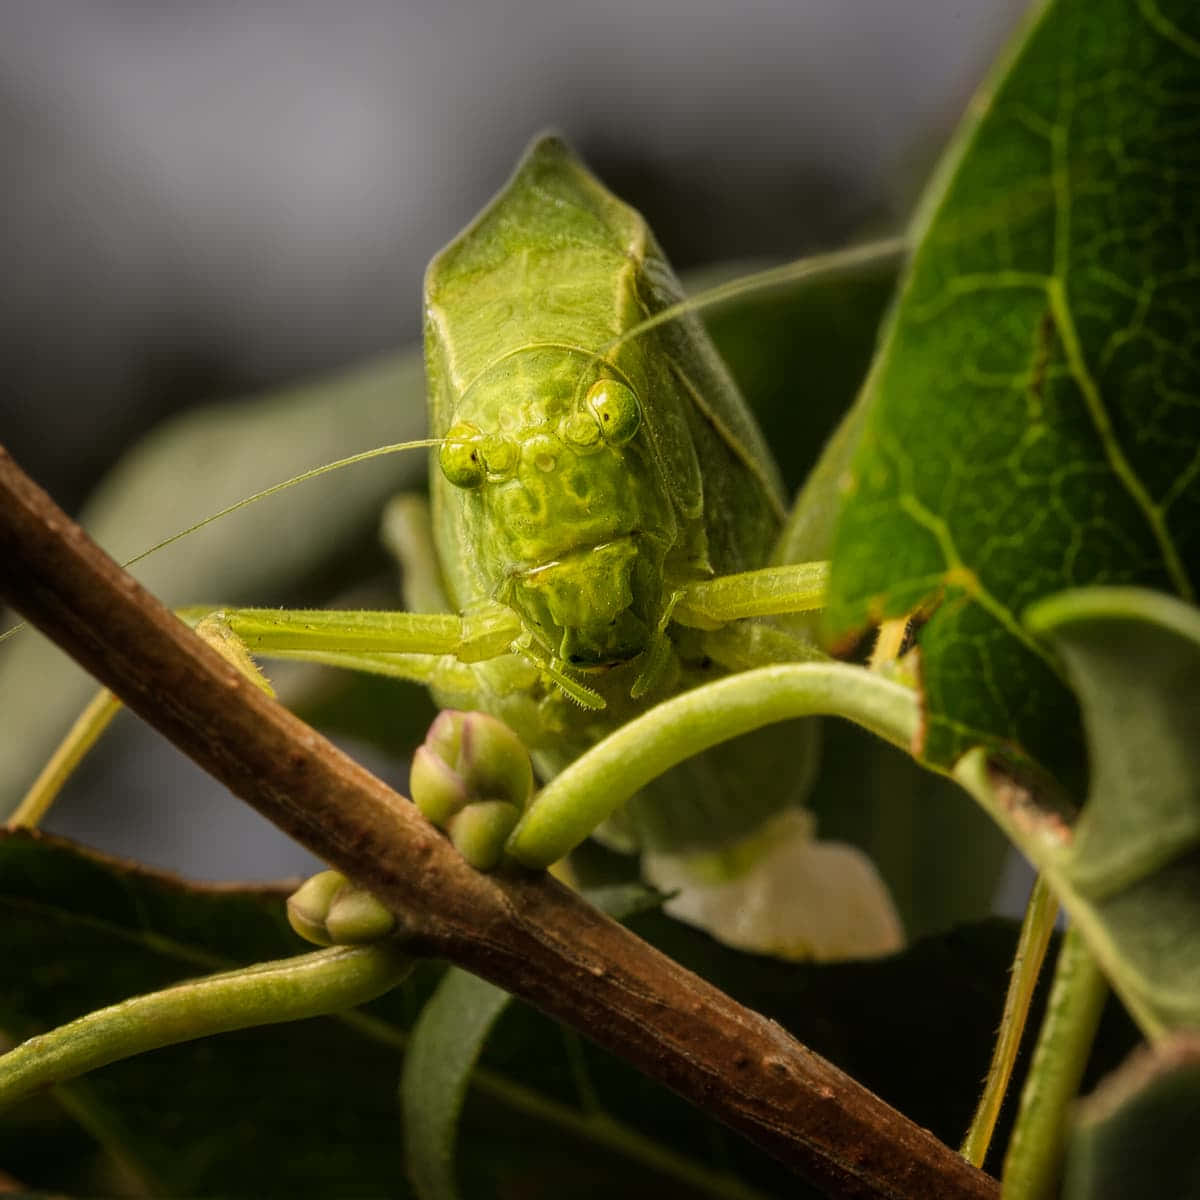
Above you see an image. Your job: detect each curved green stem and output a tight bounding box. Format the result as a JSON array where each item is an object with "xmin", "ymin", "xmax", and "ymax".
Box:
[
  {"xmin": 506, "ymin": 662, "xmax": 919, "ymax": 868},
  {"xmin": 0, "ymin": 945, "xmax": 412, "ymax": 1110},
  {"xmin": 961, "ymin": 873, "xmax": 1058, "ymax": 1167},
  {"xmin": 1001, "ymin": 924, "xmax": 1108, "ymax": 1199}
]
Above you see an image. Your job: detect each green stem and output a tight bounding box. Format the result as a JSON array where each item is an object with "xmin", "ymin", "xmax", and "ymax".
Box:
[
  {"xmin": 961, "ymin": 873, "xmax": 1058, "ymax": 1167},
  {"xmin": 9, "ymin": 688, "xmax": 122, "ymax": 829},
  {"xmin": 1001, "ymin": 924, "xmax": 1108, "ymax": 1199},
  {"xmin": 0, "ymin": 945, "xmax": 412, "ymax": 1110},
  {"xmin": 506, "ymin": 662, "xmax": 919, "ymax": 867}
]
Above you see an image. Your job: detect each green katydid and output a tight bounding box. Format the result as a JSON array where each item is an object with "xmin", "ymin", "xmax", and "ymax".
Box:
[
  {"xmin": 6, "ymin": 138, "xmax": 1064, "ymax": 1171},
  {"xmin": 12, "ymin": 134, "xmax": 910, "ymax": 961}
]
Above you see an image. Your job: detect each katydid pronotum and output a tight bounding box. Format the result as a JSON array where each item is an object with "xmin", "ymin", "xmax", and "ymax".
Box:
[{"xmin": 7, "ymin": 138, "xmax": 1020, "ymax": 1131}]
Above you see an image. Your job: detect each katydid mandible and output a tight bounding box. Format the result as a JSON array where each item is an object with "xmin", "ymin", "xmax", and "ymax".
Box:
[{"xmin": 18, "ymin": 135, "xmax": 902, "ymax": 958}]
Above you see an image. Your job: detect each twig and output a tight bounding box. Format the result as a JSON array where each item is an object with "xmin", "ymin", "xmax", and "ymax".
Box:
[{"xmin": 0, "ymin": 445, "xmax": 997, "ymax": 1200}]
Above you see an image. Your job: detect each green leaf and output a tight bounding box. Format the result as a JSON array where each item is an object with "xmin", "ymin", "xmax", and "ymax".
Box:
[
  {"xmin": 1028, "ymin": 587, "xmax": 1200, "ymax": 898},
  {"xmin": 957, "ymin": 586, "xmax": 1200, "ymax": 1037},
  {"xmin": 1064, "ymin": 1034, "xmax": 1200, "ymax": 1200},
  {"xmin": 1030, "ymin": 586, "xmax": 1200, "ymax": 1034},
  {"xmin": 0, "ymin": 350, "xmax": 428, "ymax": 815},
  {"xmin": 400, "ymin": 884, "xmax": 666, "ymax": 1200},
  {"xmin": 4, "ymin": 830, "xmax": 1114, "ymax": 1198},
  {"xmin": 0, "ymin": 828, "xmax": 426, "ymax": 1196},
  {"xmin": 827, "ymin": 0, "xmax": 1200, "ymax": 786},
  {"xmin": 400, "ymin": 969, "xmax": 510, "ymax": 1200}
]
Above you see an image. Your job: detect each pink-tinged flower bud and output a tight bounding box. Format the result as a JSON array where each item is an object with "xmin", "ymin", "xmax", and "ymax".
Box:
[
  {"xmin": 410, "ymin": 710, "xmax": 534, "ymax": 869},
  {"xmin": 287, "ymin": 869, "xmax": 396, "ymax": 946}
]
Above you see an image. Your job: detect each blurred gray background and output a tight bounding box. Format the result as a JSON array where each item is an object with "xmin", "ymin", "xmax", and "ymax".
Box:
[{"xmin": 0, "ymin": 0, "xmax": 1033, "ymax": 899}]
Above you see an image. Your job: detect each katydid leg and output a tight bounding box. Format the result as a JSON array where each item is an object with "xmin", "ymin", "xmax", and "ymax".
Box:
[
  {"xmin": 673, "ymin": 561, "xmax": 829, "ymax": 628},
  {"xmin": 13, "ymin": 601, "xmax": 520, "ymax": 825}
]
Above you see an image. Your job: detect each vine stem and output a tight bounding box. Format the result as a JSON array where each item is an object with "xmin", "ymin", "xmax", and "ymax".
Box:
[
  {"xmin": 1000, "ymin": 925, "xmax": 1108, "ymax": 1199},
  {"xmin": 0, "ymin": 445, "xmax": 998, "ymax": 1200},
  {"xmin": 509, "ymin": 662, "xmax": 918, "ymax": 866},
  {"xmin": 0, "ymin": 945, "xmax": 413, "ymax": 1109}
]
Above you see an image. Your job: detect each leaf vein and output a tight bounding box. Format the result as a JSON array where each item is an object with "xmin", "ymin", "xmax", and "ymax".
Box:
[
  {"xmin": 1046, "ymin": 279, "xmax": 1194, "ymax": 599},
  {"xmin": 1137, "ymin": 0, "xmax": 1200, "ymax": 61},
  {"xmin": 894, "ymin": 492, "xmax": 1060, "ymax": 674}
]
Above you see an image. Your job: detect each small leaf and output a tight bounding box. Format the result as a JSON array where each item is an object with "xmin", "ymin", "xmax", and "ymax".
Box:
[
  {"xmin": 400, "ymin": 884, "xmax": 661, "ymax": 1200},
  {"xmin": 1028, "ymin": 586, "xmax": 1200, "ymax": 1034},
  {"xmin": 401, "ymin": 969, "xmax": 510, "ymax": 1200},
  {"xmin": 957, "ymin": 586, "xmax": 1200, "ymax": 1036},
  {"xmin": 1029, "ymin": 587, "xmax": 1200, "ymax": 898},
  {"xmin": 1065, "ymin": 1034, "xmax": 1200, "ymax": 1200}
]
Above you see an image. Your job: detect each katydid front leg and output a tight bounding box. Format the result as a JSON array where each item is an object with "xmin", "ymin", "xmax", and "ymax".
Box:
[{"xmin": 10, "ymin": 598, "xmax": 521, "ymax": 827}]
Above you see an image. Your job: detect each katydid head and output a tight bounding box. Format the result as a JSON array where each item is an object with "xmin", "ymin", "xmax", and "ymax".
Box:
[{"xmin": 436, "ymin": 349, "xmax": 676, "ymax": 675}]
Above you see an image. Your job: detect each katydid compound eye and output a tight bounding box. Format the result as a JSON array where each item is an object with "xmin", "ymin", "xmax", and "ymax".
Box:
[
  {"xmin": 481, "ymin": 435, "xmax": 518, "ymax": 478},
  {"xmin": 562, "ymin": 409, "xmax": 601, "ymax": 448},
  {"xmin": 586, "ymin": 379, "xmax": 641, "ymax": 446},
  {"xmin": 440, "ymin": 423, "xmax": 486, "ymax": 488}
]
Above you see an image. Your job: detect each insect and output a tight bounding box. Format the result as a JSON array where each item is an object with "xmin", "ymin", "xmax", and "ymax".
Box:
[{"xmin": 13, "ymin": 135, "xmax": 903, "ymax": 959}]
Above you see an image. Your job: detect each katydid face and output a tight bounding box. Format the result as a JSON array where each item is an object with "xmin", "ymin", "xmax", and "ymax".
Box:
[{"xmin": 437, "ymin": 348, "xmax": 675, "ymax": 670}]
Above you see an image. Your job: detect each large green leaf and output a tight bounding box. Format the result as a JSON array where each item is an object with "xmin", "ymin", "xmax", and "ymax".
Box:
[
  {"xmin": 957, "ymin": 587, "xmax": 1200, "ymax": 1036},
  {"xmin": 0, "ymin": 830, "xmax": 1094, "ymax": 1198},
  {"xmin": 827, "ymin": 0, "xmax": 1200, "ymax": 786}
]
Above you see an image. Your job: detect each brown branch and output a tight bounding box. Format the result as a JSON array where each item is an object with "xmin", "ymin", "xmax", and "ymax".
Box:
[{"xmin": 0, "ymin": 445, "xmax": 998, "ymax": 1200}]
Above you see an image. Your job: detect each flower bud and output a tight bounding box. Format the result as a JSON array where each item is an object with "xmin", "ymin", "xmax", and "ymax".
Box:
[
  {"xmin": 410, "ymin": 710, "xmax": 534, "ymax": 868},
  {"xmin": 448, "ymin": 801, "xmax": 522, "ymax": 871},
  {"xmin": 287, "ymin": 869, "xmax": 396, "ymax": 946}
]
